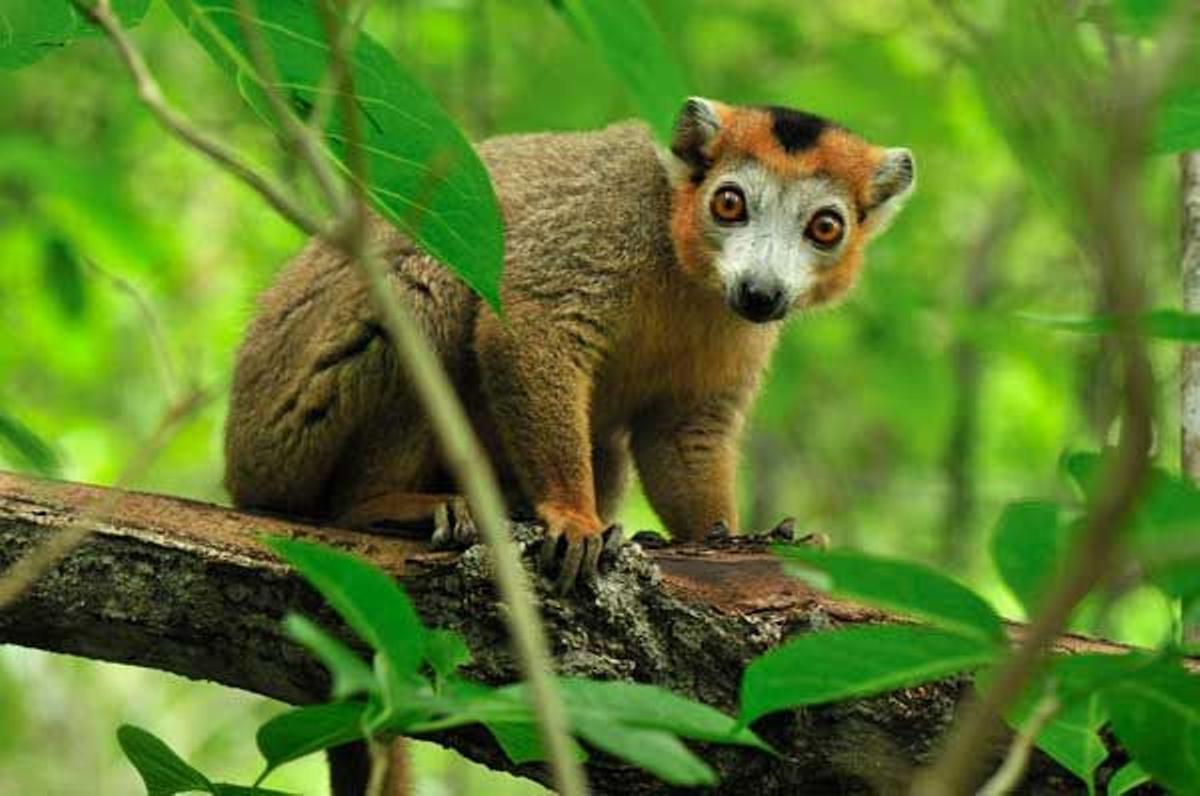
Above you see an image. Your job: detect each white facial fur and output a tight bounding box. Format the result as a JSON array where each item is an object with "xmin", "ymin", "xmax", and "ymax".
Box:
[{"xmin": 703, "ymin": 159, "xmax": 854, "ymax": 313}]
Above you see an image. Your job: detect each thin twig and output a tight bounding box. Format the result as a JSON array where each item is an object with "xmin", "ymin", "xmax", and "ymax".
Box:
[
  {"xmin": 310, "ymin": 3, "xmax": 586, "ymax": 792},
  {"xmin": 912, "ymin": 6, "xmax": 1197, "ymax": 792},
  {"xmin": 232, "ymin": 0, "xmax": 347, "ymax": 216},
  {"xmin": 0, "ymin": 387, "xmax": 210, "ymax": 609},
  {"xmin": 365, "ymin": 739, "xmax": 389, "ymax": 796},
  {"xmin": 976, "ymin": 695, "xmax": 1061, "ymax": 796},
  {"xmin": 83, "ymin": 258, "xmax": 181, "ymax": 399},
  {"xmin": 71, "ymin": 0, "xmax": 325, "ymax": 237}
]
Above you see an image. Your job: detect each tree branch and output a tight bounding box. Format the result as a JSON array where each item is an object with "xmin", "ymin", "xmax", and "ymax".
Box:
[{"xmin": 0, "ymin": 472, "xmax": 1157, "ymax": 795}]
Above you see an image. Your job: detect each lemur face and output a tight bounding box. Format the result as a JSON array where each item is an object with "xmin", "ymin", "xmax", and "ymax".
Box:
[{"xmin": 667, "ymin": 98, "xmax": 915, "ymax": 323}]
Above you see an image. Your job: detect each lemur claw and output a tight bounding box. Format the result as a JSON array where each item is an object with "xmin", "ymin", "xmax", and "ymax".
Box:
[
  {"xmin": 431, "ymin": 496, "xmax": 479, "ymax": 550},
  {"xmin": 540, "ymin": 523, "xmax": 622, "ymax": 594}
]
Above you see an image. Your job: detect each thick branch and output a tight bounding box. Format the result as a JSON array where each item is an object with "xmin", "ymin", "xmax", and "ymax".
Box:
[{"xmin": 0, "ymin": 473, "xmax": 1137, "ymax": 794}]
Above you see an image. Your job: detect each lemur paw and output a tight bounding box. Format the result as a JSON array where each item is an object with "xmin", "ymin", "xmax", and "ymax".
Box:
[
  {"xmin": 539, "ymin": 520, "xmax": 623, "ymax": 595},
  {"xmin": 431, "ymin": 496, "xmax": 479, "ymax": 550}
]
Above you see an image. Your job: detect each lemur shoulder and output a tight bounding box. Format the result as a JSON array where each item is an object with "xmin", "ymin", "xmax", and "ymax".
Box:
[{"xmin": 224, "ymin": 97, "xmax": 915, "ymax": 592}]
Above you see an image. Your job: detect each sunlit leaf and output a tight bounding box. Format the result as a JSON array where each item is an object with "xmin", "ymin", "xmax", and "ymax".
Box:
[
  {"xmin": 0, "ymin": 408, "xmax": 61, "ymax": 477},
  {"xmin": 265, "ymin": 537, "xmax": 425, "ymax": 683},
  {"xmin": 165, "ymin": 0, "xmax": 504, "ymax": 309},
  {"xmin": 1031, "ymin": 698, "xmax": 1106, "ymax": 794},
  {"xmin": 740, "ymin": 625, "xmax": 999, "ymax": 724},
  {"xmin": 1105, "ymin": 659, "xmax": 1200, "ymax": 795},
  {"xmin": 990, "ymin": 501, "xmax": 1071, "ymax": 618},
  {"xmin": 117, "ymin": 724, "xmax": 214, "ymax": 795},
  {"xmin": 283, "ymin": 614, "xmax": 377, "ymax": 700},
  {"xmin": 776, "ymin": 547, "xmax": 1005, "ymax": 642},
  {"xmin": 255, "ymin": 702, "xmax": 366, "ymax": 778},
  {"xmin": 551, "ymin": 0, "xmax": 688, "ymax": 142}
]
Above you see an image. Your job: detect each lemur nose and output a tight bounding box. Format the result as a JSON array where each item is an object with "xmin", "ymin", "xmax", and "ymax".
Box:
[{"xmin": 732, "ymin": 278, "xmax": 786, "ymax": 323}]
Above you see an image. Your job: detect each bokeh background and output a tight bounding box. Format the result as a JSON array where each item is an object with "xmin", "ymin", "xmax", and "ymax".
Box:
[{"xmin": 0, "ymin": 1, "xmax": 1187, "ymax": 793}]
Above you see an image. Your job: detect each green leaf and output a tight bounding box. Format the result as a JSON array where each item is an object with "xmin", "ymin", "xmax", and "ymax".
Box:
[
  {"xmin": 0, "ymin": 0, "xmax": 151, "ymax": 70},
  {"xmin": 255, "ymin": 702, "xmax": 366, "ymax": 778},
  {"xmin": 990, "ymin": 501, "xmax": 1071, "ymax": 618},
  {"xmin": 424, "ymin": 629, "xmax": 471, "ymax": 688},
  {"xmin": 1104, "ymin": 660, "xmax": 1200, "ymax": 795},
  {"xmin": 165, "ymin": 0, "xmax": 504, "ymax": 309},
  {"xmin": 776, "ymin": 547, "xmax": 1005, "ymax": 642},
  {"xmin": 557, "ymin": 678, "xmax": 769, "ymax": 751},
  {"xmin": 1156, "ymin": 85, "xmax": 1200, "ymax": 154},
  {"xmin": 42, "ymin": 234, "xmax": 87, "ymax": 318},
  {"xmin": 1031, "ymin": 698, "xmax": 1107, "ymax": 794},
  {"xmin": 0, "ymin": 409, "xmax": 61, "ymax": 477},
  {"xmin": 484, "ymin": 721, "xmax": 546, "ymax": 764},
  {"xmin": 283, "ymin": 614, "xmax": 377, "ymax": 700},
  {"xmin": 1020, "ymin": 309, "xmax": 1200, "ymax": 342},
  {"xmin": 211, "ymin": 785, "xmax": 295, "ymax": 796},
  {"xmin": 1107, "ymin": 760, "xmax": 1150, "ymax": 796},
  {"xmin": 551, "ymin": 0, "xmax": 688, "ymax": 142},
  {"xmin": 117, "ymin": 725, "xmax": 214, "ymax": 795},
  {"xmin": 573, "ymin": 720, "xmax": 715, "ymax": 787},
  {"xmin": 265, "ymin": 537, "xmax": 425, "ymax": 684},
  {"xmin": 740, "ymin": 625, "xmax": 999, "ymax": 724}
]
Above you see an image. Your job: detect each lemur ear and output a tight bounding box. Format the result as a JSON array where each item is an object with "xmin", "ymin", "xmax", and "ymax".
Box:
[
  {"xmin": 863, "ymin": 147, "xmax": 916, "ymax": 235},
  {"xmin": 670, "ymin": 97, "xmax": 723, "ymax": 182}
]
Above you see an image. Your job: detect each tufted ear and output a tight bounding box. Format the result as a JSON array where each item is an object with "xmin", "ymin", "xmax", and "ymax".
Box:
[
  {"xmin": 670, "ymin": 97, "xmax": 723, "ymax": 183},
  {"xmin": 864, "ymin": 147, "xmax": 916, "ymax": 235}
]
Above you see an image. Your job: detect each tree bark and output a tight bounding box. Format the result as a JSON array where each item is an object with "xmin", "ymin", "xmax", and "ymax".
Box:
[
  {"xmin": 0, "ymin": 472, "xmax": 1148, "ymax": 795},
  {"xmin": 1181, "ymin": 152, "xmax": 1200, "ymax": 478}
]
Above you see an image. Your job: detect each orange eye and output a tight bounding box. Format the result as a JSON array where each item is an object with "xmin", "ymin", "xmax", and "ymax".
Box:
[
  {"xmin": 806, "ymin": 209, "xmax": 845, "ymax": 248},
  {"xmin": 710, "ymin": 186, "xmax": 747, "ymax": 224}
]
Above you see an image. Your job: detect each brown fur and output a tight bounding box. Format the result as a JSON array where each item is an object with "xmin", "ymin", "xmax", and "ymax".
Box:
[{"xmin": 225, "ymin": 104, "xmax": 907, "ymax": 795}]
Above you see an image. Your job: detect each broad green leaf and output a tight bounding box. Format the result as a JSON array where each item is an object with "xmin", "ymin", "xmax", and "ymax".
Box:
[
  {"xmin": 573, "ymin": 719, "xmax": 715, "ymax": 787},
  {"xmin": 552, "ymin": 0, "xmax": 688, "ymax": 142},
  {"xmin": 990, "ymin": 501, "xmax": 1071, "ymax": 618},
  {"xmin": 1031, "ymin": 698, "xmax": 1107, "ymax": 794},
  {"xmin": 165, "ymin": 0, "xmax": 504, "ymax": 309},
  {"xmin": 117, "ymin": 725, "xmax": 214, "ymax": 795},
  {"xmin": 740, "ymin": 625, "xmax": 999, "ymax": 724},
  {"xmin": 1107, "ymin": 761, "xmax": 1150, "ymax": 796},
  {"xmin": 557, "ymin": 678, "xmax": 769, "ymax": 751},
  {"xmin": 485, "ymin": 721, "xmax": 546, "ymax": 765},
  {"xmin": 265, "ymin": 537, "xmax": 425, "ymax": 683},
  {"xmin": 283, "ymin": 614, "xmax": 377, "ymax": 700},
  {"xmin": 42, "ymin": 234, "xmax": 87, "ymax": 319},
  {"xmin": 0, "ymin": 0, "xmax": 150, "ymax": 70},
  {"xmin": 255, "ymin": 702, "xmax": 366, "ymax": 778},
  {"xmin": 0, "ymin": 409, "xmax": 61, "ymax": 477},
  {"xmin": 776, "ymin": 547, "xmax": 1005, "ymax": 642},
  {"xmin": 1105, "ymin": 660, "xmax": 1200, "ymax": 795},
  {"xmin": 211, "ymin": 785, "xmax": 295, "ymax": 796},
  {"xmin": 424, "ymin": 630, "xmax": 471, "ymax": 687}
]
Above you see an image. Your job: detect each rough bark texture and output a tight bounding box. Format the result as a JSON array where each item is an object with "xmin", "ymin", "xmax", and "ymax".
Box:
[
  {"xmin": 1182, "ymin": 152, "xmax": 1200, "ymax": 479},
  {"xmin": 0, "ymin": 472, "xmax": 1143, "ymax": 795}
]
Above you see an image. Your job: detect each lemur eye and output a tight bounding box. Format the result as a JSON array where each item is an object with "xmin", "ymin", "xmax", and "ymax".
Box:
[
  {"xmin": 710, "ymin": 186, "xmax": 748, "ymax": 224},
  {"xmin": 805, "ymin": 209, "xmax": 845, "ymax": 248}
]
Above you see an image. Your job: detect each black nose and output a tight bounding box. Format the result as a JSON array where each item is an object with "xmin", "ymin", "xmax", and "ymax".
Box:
[{"xmin": 732, "ymin": 278, "xmax": 786, "ymax": 323}]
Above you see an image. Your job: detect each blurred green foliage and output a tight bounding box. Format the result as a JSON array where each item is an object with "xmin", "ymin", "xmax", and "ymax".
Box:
[{"xmin": 1, "ymin": 0, "xmax": 1198, "ymax": 793}]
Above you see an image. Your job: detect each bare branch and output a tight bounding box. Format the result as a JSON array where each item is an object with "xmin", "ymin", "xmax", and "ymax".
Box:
[
  {"xmin": 0, "ymin": 473, "xmax": 1158, "ymax": 795},
  {"xmin": 975, "ymin": 695, "xmax": 1060, "ymax": 796},
  {"xmin": 0, "ymin": 388, "xmax": 208, "ymax": 609}
]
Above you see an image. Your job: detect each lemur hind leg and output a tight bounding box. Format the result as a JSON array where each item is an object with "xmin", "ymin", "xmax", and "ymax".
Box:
[{"xmin": 337, "ymin": 491, "xmax": 479, "ymax": 550}]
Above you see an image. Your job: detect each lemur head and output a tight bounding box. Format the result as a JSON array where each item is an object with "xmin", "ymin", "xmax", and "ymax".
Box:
[{"xmin": 665, "ymin": 97, "xmax": 915, "ymax": 323}]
